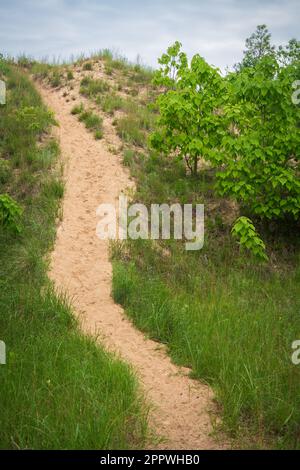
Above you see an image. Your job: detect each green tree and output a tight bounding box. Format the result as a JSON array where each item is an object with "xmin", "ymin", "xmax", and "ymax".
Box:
[
  {"xmin": 151, "ymin": 42, "xmax": 226, "ymax": 176},
  {"xmin": 236, "ymin": 24, "xmax": 275, "ymax": 70},
  {"xmin": 219, "ymin": 56, "xmax": 300, "ymax": 220},
  {"xmin": 277, "ymin": 38, "xmax": 300, "ymax": 66}
]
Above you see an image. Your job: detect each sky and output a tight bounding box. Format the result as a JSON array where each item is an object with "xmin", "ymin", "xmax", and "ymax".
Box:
[{"xmin": 0, "ymin": 0, "xmax": 299, "ymax": 71}]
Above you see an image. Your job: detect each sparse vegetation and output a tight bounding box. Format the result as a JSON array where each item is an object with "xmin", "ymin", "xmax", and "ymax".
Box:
[
  {"xmin": 83, "ymin": 62, "xmax": 93, "ymax": 71},
  {"xmin": 71, "ymin": 102, "xmax": 103, "ymax": 140},
  {"xmin": 0, "ymin": 59, "xmax": 147, "ymax": 450},
  {"xmin": 80, "ymin": 77, "xmax": 110, "ymax": 97}
]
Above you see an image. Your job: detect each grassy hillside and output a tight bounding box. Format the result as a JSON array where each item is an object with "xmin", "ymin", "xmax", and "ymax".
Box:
[
  {"xmin": 0, "ymin": 61, "xmax": 147, "ymax": 449},
  {"xmin": 3, "ymin": 43, "xmax": 299, "ymax": 449},
  {"xmin": 40, "ymin": 51, "xmax": 300, "ymax": 448}
]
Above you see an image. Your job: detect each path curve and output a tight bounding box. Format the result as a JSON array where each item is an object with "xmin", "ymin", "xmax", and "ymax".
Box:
[{"xmin": 37, "ymin": 80, "xmax": 224, "ymax": 450}]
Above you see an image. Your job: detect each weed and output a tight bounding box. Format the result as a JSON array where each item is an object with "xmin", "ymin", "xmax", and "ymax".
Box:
[{"xmin": 83, "ymin": 62, "xmax": 93, "ymax": 71}]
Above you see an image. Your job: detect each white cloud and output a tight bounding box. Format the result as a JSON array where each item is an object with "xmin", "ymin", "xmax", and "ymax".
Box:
[{"xmin": 0, "ymin": 0, "xmax": 299, "ymax": 70}]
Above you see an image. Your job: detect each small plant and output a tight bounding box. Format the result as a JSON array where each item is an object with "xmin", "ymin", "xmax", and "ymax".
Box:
[
  {"xmin": 0, "ymin": 194, "xmax": 23, "ymax": 233},
  {"xmin": 15, "ymin": 106, "xmax": 55, "ymax": 133},
  {"xmin": 67, "ymin": 70, "xmax": 74, "ymax": 80},
  {"xmin": 94, "ymin": 129, "xmax": 103, "ymax": 140},
  {"xmin": 80, "ymin": 77, "xmax": 110, "ymax": 97},
  {"xmin": 71, "ymin": 103, "xmax": 84, "ymax": 115},
  {"xmin": 76, "ymin": 107, "xmax": 103, "ymax": 140},
  {"xmin": 83, "ymin": 62, "xmax": 93, "ymax": 71},
  {"xmin": 231, "ymin": 216, "xmax": 268, "ymax": 261},
  {"xmin": 50, "ymin": 72, "xmax": 61, "ymax": 88},
  {"xmin": 98, "ymin": 93, "xmax": 124, "ymax": 115},
  {"xmin": 79, "ymin": 110, "xmax": 101, "ymax": 129}
]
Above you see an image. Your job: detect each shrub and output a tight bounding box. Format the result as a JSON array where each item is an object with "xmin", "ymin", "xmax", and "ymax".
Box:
[
  {"xmin": 98, "ymin": 93, "xmax": 124, "ymax": 115},
  {"xmin": 218, "ymin": 56, "xmax": 300, "ymax": 220},
  {"xmin": 71, "ymin": 103, "xmax": 84, "ymax": 115},
  {"xmin": 80, "ymin": 78, "xmax": 110, "ymax": 97},
  {"xmin": 83, "ymin": 62, "xmax": 93, "ymax": 71},
  {"xmin": 76, "ymin": 107, "xmax": 103, "ymax": 140},
  {"xmin": 67, "ymin": 70, "xmax": 74, "ymax": 80},
  {"xmin": 0, "ymin": 194, "xmax": 23, "ymax": 233},
  {"xmin": 50, "ymin": 71, "xmax": 61, "ymax": 88}
]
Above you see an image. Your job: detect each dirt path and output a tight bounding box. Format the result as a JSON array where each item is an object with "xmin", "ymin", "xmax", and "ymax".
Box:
[{"xmin": 36, "ymin": 80, "xmax": 225, "ymax": 450}]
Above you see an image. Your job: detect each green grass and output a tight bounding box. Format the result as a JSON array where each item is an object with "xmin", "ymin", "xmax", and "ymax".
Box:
[
  {"xmin": 71, "ymin": 103, "xmax": 103, "ymax": 140},
  {"xmin": 97, "ymin": 93, "xmax": 124, "ymax": 115},
  {"xmin": 0, "ymin": 62, "xmax": 147, "ymax": 449},
  {"xmin": 80, "ymin": 77, "xmax": 110, "ymax": 98},
  {"xmin": 116, "ymin": 115, "xmax": 146, "ymax": 147},
  {"xmin": 111, "ymin": 102, "xmax": 300, "ymax": 447},
  {"xmin": 67, "ymin": 70, "xmax": 74, "ymax": 80},
  {"xmin": 82, "ymin": 62, "xmax": 93, "ymax": 71}
]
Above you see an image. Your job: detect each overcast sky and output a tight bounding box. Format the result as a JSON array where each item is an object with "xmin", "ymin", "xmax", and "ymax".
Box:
[{"xmin": 0, "ymin": 0, "xmax": 299, "ymax": 71}]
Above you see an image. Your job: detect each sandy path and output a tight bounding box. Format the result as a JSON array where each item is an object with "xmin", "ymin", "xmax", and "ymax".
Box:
[{"xmin": 37, "ymin": 80, "xmax": 224, "ymax": 450}]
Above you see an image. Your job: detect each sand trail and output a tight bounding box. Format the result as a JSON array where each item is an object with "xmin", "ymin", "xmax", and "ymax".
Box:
[{"xmin": 37, "ymin": 79, "xmax": 225, "ymax": 450}]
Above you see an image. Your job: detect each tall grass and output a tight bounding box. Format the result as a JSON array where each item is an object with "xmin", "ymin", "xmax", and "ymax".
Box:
[
  {"xmin": 111, "ymin": 116, "xmax": 300, "ymax": 447},
  {"xmin": 0, "ymin": 62, "xmax": 147, "ymax": 449}
]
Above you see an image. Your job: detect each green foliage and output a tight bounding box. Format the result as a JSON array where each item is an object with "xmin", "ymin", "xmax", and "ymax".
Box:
[
  {"xmin": 219, "ymin": 56, "xmax": 300, "ymax": 220},
  {"xmin": 236, "ymin": 24, "xmax": 275, "ymax": 70},
  {"xmin": 277, "ymin": 38, "xmax": 300, "ymax": 66},
  {"xmin": 80, "ymin": 77, "xmax": 110, "ymax": 97},
  {"xmin": 82, "ymin": 62, "xmax": 93, "ymax": 71},
  {"xmin": 15, "ymin": 105, "xmax": 55, "ymax": 134},
  {"xmin": 97, "ymin": 93, "xmax": 124, "ymax": 115},
  {"xmin": 0, "ymin": 194, "xmax": 23, "ymax": 233},
  {"xmin": 50, "ymin": 71, "xmax": 62, "ymax": 88},
  {"xmin": 151, "ymin": 41, "xmax": 226, "ymax": 175},
  {"xmin": 116, "ymin": 115, "xmax": 146, "ymax": 147},
  {"xmin": 66, "ymin": 70, "xmax": 74, "ymax": 80},
  {"xmin": 79, "ymin": 109, "xmax": 102, "ymax": 131},
  {"xmin": 231, "ymin": 216, "xmax": 268, "ymax": 261},
  {"xmin": 71, "ymin": 104, "xmax": 103, "ymax": 140},
  {"xmin": 71, "ymin": 102, "xmax": 84, "ymax": 115}
]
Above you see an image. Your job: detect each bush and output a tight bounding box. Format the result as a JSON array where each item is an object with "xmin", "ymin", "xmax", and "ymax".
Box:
[
  {"xmin": 83, "ymin": 62, "xmax": 93, "ymax": 71},
  {"xmin": 0, "ymin": 194, "xmax": 23, "ymax": 233},
  {"xmin": 218, "ymin": 56, "xmax": 300, "ymax": 221},
  {"xmin": 80, "ymin": 77, "xmax": 110, "ymax": 97}
]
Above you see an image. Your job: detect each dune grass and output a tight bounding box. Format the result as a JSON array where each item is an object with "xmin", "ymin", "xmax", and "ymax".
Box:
[
  {"xmin": 0, "ymin": 62, "xmax": 147, "ymax": 449},
  {"xmin": 71, "ymin": 103, "xmax": 103, "ymax": 140},
  {"xmin": 80, "ymin": 77, "xmax": 110, "ymax": 98},
  {"xmin": 111, "ymin": 131, "xmax": 300, "ymax": 447}
]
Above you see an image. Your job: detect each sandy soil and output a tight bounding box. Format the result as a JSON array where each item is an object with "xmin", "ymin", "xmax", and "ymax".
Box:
[{"xmin": 36, "ymin": 76, "xmax": 226, "ymax": 450}]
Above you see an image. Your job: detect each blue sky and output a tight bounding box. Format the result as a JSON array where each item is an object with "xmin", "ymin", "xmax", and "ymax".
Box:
[{"xmin": 0, "ymin": 0, "xmax": 299, "ymax": 70}]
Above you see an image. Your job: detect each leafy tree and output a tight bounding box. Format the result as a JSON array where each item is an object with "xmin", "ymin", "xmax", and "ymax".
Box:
[
  {"xmin": 236, "ymin": 24, "xmax": 275, "ymax": 70},
  {"xmin": 150, "ymin": 42, "xmax": 226, "ymax": 176},
  {"xmin": 277, "ymin": 38, "xmax": 300, "ymax": 66},
  {"xmin": 218, "ymin": 56, "xmax": 300, "ymax": 220},
  {"xmin": 231, "ymin": 217, "xmax": 268, "ymax": 262}
]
